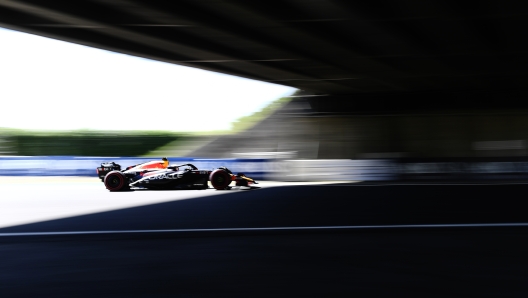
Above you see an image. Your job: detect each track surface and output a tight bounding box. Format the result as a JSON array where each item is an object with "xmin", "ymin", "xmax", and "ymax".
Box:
[
  {"xmin": 1, "ymin": 181, "xmax": 528, "ymax": 297},
  {"xmin": 0, "ymin": 177, "xmax": 325, "ymax": 228}
]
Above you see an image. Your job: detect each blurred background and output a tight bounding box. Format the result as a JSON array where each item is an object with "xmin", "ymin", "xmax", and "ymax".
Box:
[
  {"xmin": 2, "ymin": 1, "xmax": 528, "ymax": 181},
  {"xmin": 4, "ymin": 2, "xmax": 528, "ymax": 298}
]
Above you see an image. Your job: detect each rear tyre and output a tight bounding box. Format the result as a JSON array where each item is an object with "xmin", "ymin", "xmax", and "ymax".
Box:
[
  {"xmin": 104, "ymin": 171, "xmax": 128, "ymax": 191},
  {"xmin": 209, "ymin": 169, "xmax": 231, "ymax": 190}
]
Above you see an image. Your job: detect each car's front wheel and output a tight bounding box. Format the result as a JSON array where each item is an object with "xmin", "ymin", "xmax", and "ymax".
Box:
[{"xmin": 209, "ymin": 169, "xmax": 231, "ymax": 190}]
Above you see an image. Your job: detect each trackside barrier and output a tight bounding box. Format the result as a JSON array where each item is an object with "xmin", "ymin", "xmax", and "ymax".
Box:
[
  {"xmin": 270, "ymin": 158, "xmax": 528, "ymax": 181},
  {"xmin": 396, "ymin": 158, "xmax": 528, "ymax": 180},
  {"xmin": 0, "ymin": 156, "xmax": 394, "ymax": 181},
  {"xmin": 0, "ymin": 157, "xmax": 269, "ymax": 180},
  {"xmin": 5, "ymin": 157, "xmax": 527, "ymax": 181},
  {"xmin": 269, "ymin": 159, "xmax": 396, "ymax": 181},
  {"xmin": 0, "ymin": 157, "xmax": 397, "ymax": 181}
]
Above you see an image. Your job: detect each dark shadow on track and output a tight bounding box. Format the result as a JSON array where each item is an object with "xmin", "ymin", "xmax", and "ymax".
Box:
[
  {"xmin": 2, "ymin": 183, "xmax": 528, "ymax": 233},
  {"xmin": 2, "ymin": 184, "xmax": 528, "ymax": 297}
]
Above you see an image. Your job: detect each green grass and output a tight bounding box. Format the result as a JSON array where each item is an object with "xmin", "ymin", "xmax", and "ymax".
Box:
[
  {"xmin": 0, "ymin": 129, "xmax": 182, "ymax": 157},
  {"xmin": 0, "ymin": 92, "xmax": 297, "ymax": 156}
]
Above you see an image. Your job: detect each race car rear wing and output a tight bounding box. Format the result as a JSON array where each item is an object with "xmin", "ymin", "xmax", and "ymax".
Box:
[{"xmin": 97, "ymin": 162, "xmax": 121, "ymax": 180}]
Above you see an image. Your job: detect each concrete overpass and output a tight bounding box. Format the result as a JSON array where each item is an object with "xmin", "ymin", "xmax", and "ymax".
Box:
[{"xmin": 2, "ymin": 0, "xmax": 528, "ymax": 158}]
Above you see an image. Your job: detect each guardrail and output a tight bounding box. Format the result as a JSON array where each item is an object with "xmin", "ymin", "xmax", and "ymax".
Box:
[
  {"xmin": 268, "ymin": 159, "xmax": 395, "ymax": 181},
  {"xmin": 0, "ymin": 156, "xmax": 270, "ymax": 180},
  {"xmin": 2, "ymin": 156, "xmax": 526, "ymax": 181},
  {"xmin": 0, "ymin": 156, "xmax": 395, "ymax": 181}
]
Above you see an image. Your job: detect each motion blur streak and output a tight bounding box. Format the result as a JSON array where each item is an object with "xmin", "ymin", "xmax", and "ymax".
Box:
[
  {"xmin": 2, "ymin": 222, "xmax": 528, "ymax": 237},
  {"xmin": 2, "ymin": 1, "xmax": 528, "ymax": 297}
]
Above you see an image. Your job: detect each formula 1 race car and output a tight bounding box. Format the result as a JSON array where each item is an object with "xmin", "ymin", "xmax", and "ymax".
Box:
[{"xmin": 96, "ymin": 158, "xmax": 258, "ymax": 191}]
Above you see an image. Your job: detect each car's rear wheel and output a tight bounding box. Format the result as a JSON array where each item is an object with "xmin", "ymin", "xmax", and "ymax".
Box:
[
  {"xmin": 104, "ymin": 171, "xmax": 128, "ymax": 191},
  {"xmin": 209, "ymin": 169, "xmax": 231, "ymax": 190}
]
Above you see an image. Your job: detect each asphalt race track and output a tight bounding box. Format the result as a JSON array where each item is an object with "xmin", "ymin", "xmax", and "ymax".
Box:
[{"xmin": 1, "ymin": 180, "xmax": 528, "ymax": 297}]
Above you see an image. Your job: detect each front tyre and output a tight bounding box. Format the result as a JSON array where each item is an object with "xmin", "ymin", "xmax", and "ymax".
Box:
[
  {"xmin": 209, "ymin": 169, "xmax": 231, "ymax": 190},
  {"xmin": 104, "ymin": 171, "xmax": 129, "ymax": 191}
]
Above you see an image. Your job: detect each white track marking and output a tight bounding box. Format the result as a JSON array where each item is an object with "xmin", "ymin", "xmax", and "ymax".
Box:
[{"xmin": 2, "ymin": 223, "xmax": 528, "ymax": 237}]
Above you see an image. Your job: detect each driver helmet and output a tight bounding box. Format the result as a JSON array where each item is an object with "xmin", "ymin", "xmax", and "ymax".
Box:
[{"xmin": 162, "ymin": 157, "xmax": 169, "ymax": 168}]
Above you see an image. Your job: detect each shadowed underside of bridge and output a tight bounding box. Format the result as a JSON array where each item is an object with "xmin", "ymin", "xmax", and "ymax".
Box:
[
  {"xmin": 1, "ymin": 0, "xmax": 528, "ymax": 113},
  {"xmin": 3, "ymin": 0, "xmax": 528, "ymax": 159}
]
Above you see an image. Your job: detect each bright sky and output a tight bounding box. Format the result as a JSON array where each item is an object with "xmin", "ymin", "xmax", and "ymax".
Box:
[{"xmin": 0, "ymin": 28, "xmax": 296, "ymax": 132}]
